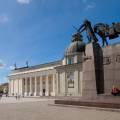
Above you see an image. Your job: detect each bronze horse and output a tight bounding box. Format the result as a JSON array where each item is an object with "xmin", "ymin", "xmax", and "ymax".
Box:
[
  {"xmin": 78, "ymin": 19, "xmax": 98, "ymax": 43},
  {"xmin": 74, "ymin": 19, "xmax": 120, "ymax": 46},
  {"xmin": 94, "ymin": 22, "xmax": 120, "ymax": 46}
]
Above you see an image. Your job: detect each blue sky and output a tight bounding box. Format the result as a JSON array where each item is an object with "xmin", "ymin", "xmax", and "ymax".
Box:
[{"xmin": 0, "ymin": 0, "xmax": 120, "ymax": 83}]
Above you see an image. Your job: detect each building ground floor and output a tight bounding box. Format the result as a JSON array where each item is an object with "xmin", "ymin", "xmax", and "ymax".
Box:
[{"xmin": 9, "ymin": 74, "xmax": 56, "ymax": 97}]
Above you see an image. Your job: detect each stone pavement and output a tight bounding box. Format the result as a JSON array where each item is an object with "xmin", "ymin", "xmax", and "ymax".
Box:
[
  {"xmin": 0, "ymin": 97, "xmax": 120, "ymax": 120},
  {"xmin": 0, "ymin": 96, "xmax": 53, "ymax": 104}
]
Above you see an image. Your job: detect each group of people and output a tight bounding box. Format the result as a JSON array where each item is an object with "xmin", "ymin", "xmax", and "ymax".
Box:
[
  {"xmin": 0, "ymin": 93, "xmax": 9, "ymax": 100},
  {"xmin": 15, "ymin": 94, "xmax": 21, "ymax": 100},
  {"xmin": 0, "ymin": 93, "xmax": 21, "ymax": 101}
]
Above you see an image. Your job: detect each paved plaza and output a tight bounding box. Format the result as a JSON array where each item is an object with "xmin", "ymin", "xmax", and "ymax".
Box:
[
  {"xmin": 0, "ymin": 97, "xmax": 120, "ymax": 120},
  {"xmin": 0, "ymin": 96, "xmax": 53, "ymax": 104}
]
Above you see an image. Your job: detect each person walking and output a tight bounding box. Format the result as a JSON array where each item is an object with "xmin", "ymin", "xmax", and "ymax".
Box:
[
  {"xmin": 18, "ymin": 94, "xmax": 20, "ymax": 100},
  {"xmin": 15, "ymin": 93, "xmax": 17, "ymax": 100},
  {"xmin": 0, "ymin": 93, "xmax": 2, "ymax": 100}
]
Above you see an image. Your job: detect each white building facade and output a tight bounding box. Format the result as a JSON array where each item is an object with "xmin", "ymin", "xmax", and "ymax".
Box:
[
  {"xmin": 9, "ymin": 61, "xmax": 61, "ymax": 96},
  {"xmin": 9, "ymin": 33, "xmax": 86, "ymax": 97}
]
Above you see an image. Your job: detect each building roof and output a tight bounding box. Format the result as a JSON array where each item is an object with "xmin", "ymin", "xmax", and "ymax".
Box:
[{"xmin": 10, "ymin": 60, "xmax": 62, "ymax": 74}]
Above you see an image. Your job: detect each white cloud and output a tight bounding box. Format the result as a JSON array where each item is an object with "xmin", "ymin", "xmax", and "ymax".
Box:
[
  {"xmin": 0, "ymin": 14, "xmax": 9, "ymax": 24},
  {"xmin": 85, "ymin": 2, "xmax": 96, "ymax": 10},
  {"xmin": 17, "ymin": 0, "xmax": 32, "ymax": 4}
]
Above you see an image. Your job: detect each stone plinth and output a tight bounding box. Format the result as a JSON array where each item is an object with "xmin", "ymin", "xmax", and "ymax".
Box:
[{"xmin": 82, "ymin": 43, "xmax": 103, "ymax": 98}]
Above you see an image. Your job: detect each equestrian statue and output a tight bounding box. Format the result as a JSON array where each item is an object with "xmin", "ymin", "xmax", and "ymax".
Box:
[{"xmin": 74, "ymin": 19, "xmax": 120, "ymax": 46}]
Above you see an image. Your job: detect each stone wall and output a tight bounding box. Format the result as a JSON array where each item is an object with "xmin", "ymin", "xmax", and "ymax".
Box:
[{"xmin": 103, "ymin": 44, "xmax": 120, "ymax": 94}]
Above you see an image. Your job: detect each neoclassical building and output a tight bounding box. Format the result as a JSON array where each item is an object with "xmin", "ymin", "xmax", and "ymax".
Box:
[
  {"xmin": 9, "ymin": 32, "xmax": 120, "ymax": 98},
  {"xmin": 9, "ymin": 33, "xmax": 86, "ymax": 97},
  {"xmin": 9, "ymin": 60, "xmax": 61, "ymax": 96}
]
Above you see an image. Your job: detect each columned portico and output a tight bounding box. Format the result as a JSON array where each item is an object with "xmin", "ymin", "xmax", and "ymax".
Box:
[{"xmin": 9, "ymin": 60, "xmax": 62, "ymax": 97}]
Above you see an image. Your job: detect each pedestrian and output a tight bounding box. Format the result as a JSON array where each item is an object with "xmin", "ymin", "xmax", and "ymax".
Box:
[
  {"xmin": 18, "ymin": 94, "xmax": 20, "ymax": 100},
  {"xmin": 0, "ymin": 93, "xmax": 2, "ymax": 100},
  {"xmin": 6, "ymin": 94, "xmax": 8, "ymax": 97},
  {"xmin": 15, "ymin": 93, "xmax": 17, "ymax": 100}
]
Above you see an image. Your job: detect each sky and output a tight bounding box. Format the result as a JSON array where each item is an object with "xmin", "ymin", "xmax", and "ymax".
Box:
[{"xmin": 0, "ymin": 0, "xmax": 120, "ymax": 84}]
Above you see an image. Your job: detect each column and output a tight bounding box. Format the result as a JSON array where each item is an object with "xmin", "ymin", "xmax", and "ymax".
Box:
[
  {"xmin": 13, "ymin": 79, "xmax": 14, "ymax": 95},
  {"xmin": 19, "ymin": 78, "xmax": 23, "ymax": 96},
  {"xmin": 14, "ymin": 79, "xmax": 17, "ymax": 95},
  {"xmin": 9, "ymin": 80, "xmax": 11, "ymax": 96},
  {"xmin": 34, "ymin": 76, "xmax": 37, "ymax": 96},
  {"xmin": 24, "ymin": 78, "xmax": 28, "ymax": 96},
  {"xmin": 74, "ymin": 71, "xmax": 79, "ymax": 96},
  {"xmin": 17, "ymin": 79, "xmax": 19, "ymax": 94},
  {"xmin": 51, "ymin": 74, "xmax": 55, "ymax": 96},
  {"xmin": 45, "ymin": 76, "xmax": 49, "ymax": 96},
  {"xmin": 29, "ymin": 77, "xmax": 33, "ymax": 96},
  {"xmin": 39, "ymin": 76, "xmax": 43, "ymax": 96},
  {"xmin": 22, "ymin": 78, "xmax": 24, "ymax": 96},
  {"xmin": 56, "ymin": 72, "xmax": 59, "ymax": 95}
]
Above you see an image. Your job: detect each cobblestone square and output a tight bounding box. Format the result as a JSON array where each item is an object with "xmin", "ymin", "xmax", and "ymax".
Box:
[{"xmin": 0, "ymin": 97, "xmax": 120, "ymax": 120}]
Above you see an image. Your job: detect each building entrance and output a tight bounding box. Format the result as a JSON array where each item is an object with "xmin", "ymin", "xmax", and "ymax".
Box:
[{"xmin": 43, "ymin": 89, "xmax": 46, "ymax": 96}]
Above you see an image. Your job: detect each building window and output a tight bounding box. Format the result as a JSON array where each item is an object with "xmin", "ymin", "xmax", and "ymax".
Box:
[
  {"xmin": 67, "ymin": 57, "xmax": 74, "ymax": 65},
  {"xmin": 103, "ymin": 56, "xmax": 111, "ymax": 65},
  {"xmin": 67, "ymin": 71, "xmax": 74, "ymax": 88}
]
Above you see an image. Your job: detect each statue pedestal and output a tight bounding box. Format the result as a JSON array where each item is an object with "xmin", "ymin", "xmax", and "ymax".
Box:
[{"xmin": 82, "ymin": 43, "xmax": 103, "ymax": 99}]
